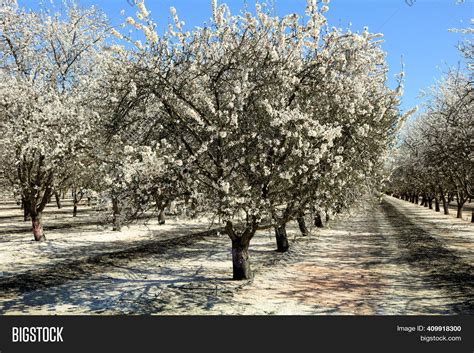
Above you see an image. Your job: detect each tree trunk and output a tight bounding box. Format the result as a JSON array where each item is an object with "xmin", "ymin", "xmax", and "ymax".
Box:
[
  {"xmin": 314, "ymin": 213, "xmax": 324, "ymax": 228},
  {"xmin": 428, "ymin": 198, "xmax": 433, "ymax": 209},
  {"xmin": 112, "ymin": 198, "xmax": 121, "ymax": 231},
  {"xmin": 274, "ymin": 224, "xmax": 289, "ymax": 252},
  {"xmin": 435, "ymin": 198, "xmax": 440, "ymax": 212},
  {"xmin": 155, "ymin": 194, "xmax": 167, "ymax": 225},
  {"xmin": 414, "ymin": 195, "xmax": 419, "ymax": 205},
  {"xmin": 31, "ymin": 214, "xmax": 46, "ymax": 241},
  {"xmin": 442, "ymin": 197, "xmax": 449, "ymax": 215},
  {"xmin": 231, "ymin": 238, "xmax": 251, "ymax": 280},
  {"xmin": 420, "ymin": 196, "xmax": 425, "ymax": 206},
  {"xmin": 72, "ymin": 190, "xmax": 81, "ymax": 217},
  {"xmin": 456, "ymin": 204, "xmax": 463, "ymax": 219},
  {"xmin": 158, "ymin": 208, "xmax": 166, "ymax": 225},
  {"xmin": 55, "ymin": 192, "xmax": 62, "ymax": 209},
  {"xmin": 471, "ymin": 209, "xmax": 474, "ymax": 223},
  {"xmin": 297, "ymin": 216, "xmax": 309, "ymax": 237},
  {"xmin": 22, "ymin": 197, "xmax": 29, "ymax": 222}
]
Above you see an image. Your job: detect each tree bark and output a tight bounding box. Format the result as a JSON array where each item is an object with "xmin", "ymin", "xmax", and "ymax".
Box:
[
  {"xmin": 434, "ymin": 198, "xmax": 440, "ymax": 212},
  {"xmin": 155, "ymin": 194, "xmax": 167, "ymax": 225},
  {"xmin": 471, "ymin": 209, "xmax": 474, "ymax": 223},
  {"xmin": 31, "ymin": 214, "xmax": 46, "ymax": 241},
  {"xmin": 158, "ymin": 208, "xmax": 166, "ymax": 225},
  {"xmin": 442, "ymin": 198, "xmax": 449, "ymax": 215},
  {"xmin": 231, "ymin": 238, "xmax": 251, "ymax": 280},
  {"xmin": 428, "ymin": 197, "xmax": 433, "ymax": 210},
  {"xmin": 297, "ymin": 216, "xmax": 309, "ymax": 237},
  {"xmin": 314, "ymin": 213, "xmax": 324, "ymax": 228},
  {"xmin": 54, "ymin": 192, "xmax": 62, "ymax": 209},
  {"xmin": 112, "ymin": 197, "xmax": 121, "ymax": 231},
  {"xmin": 274, "ymin": 224, "xmax": 289, "ymax": 252},
  {"xmin": 456, "ymin": 204, "xmax": 463, "ymax": 219},
  {"xmin": 23, "ymin": 198, "xmax": 29, "ymax": 222},
  {"xmin": 72, "ymin": 190, "xmax": 82, "ymax": 217}
]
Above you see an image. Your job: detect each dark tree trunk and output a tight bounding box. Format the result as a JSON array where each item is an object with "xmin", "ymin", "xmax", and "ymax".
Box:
[
  {"xmin": 112, "ymin": 198, "xmax": 121, "ymax": 231},
  {"xmin": 442, "ymin": 198, "xmax": 449, "ymax": 215},
  {"xmin": 55, "ymin": 192, "xmax": 61, "ymax": 209},
  {"xmin": 456, "ymin": 204, "xmax": 463, "ymax": 219},
  {"xmin": 415, "ymin": 195, "xmax": 419, "ymax": 205},
  {"xmin": 158, "ymin": 208, "xmax": 166, "ymax": 225},
  {"xmin": 435, "ymin": 198, "xmax": 440, "ymax": 212},
  {"xmin": 31, "ymin": 214, "xmax": 46, "ymax": 241},
  {"xmin": 420, "ymin": 196, "xmax": 425, "ymax": 206},
  {"xmin": 231, "ymin": 238, "xmax": 251, "ymax": 280},
  {"xmin": 274, "ymin": 224, "xmax": 289, "ymax": 252},
  {"xmin": 428, "ymin": 198, "xmax": 433, "ymax": 209},
  {"xmin": 155, "ymin": 194, "xmax": 167, "ymax": 225},
  {"xmin": 314, "ymin": 213, "xmax": 324, "ymax": 228},
  {"xmin": 72, "ymin": 190, "xmax": 82, "ymax": 217},
  {"xmin": 297, "ymin": 216, "xmax": 309, "ymax": 237},
  {"xmin": 471, "ymin": 209, "xmax": 474, "ymax": 223},
  {"xmin": 22, "ymin": 197, "xmax": 29, "ymax": 221}
]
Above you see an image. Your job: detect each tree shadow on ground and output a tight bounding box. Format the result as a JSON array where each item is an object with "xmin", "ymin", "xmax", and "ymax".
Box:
[
  {"xmin": 0, "ymin": 230, "xmax": 282, "ymax": 315},
  {"xmin": 380, "ymin": 200, "xmax": 474, "ymax": 313}
]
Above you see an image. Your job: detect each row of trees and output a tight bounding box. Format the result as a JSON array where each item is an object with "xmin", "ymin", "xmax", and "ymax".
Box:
[
  {"xmin": 387, "ymin": 46, "xmax": 473, "ymax": 221},
  {"xmin": 0, "ymin": 0, "xmax": 405, "ymax": 279}
]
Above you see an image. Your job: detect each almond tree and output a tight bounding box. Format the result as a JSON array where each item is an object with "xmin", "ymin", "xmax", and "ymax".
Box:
[
  {"xmin": 0, "ymin": 2, "xmax": 109, "ymax": 240},
  {"xmin": 107, "ymin": 0, "xmax": 403, "ymax": 279}
]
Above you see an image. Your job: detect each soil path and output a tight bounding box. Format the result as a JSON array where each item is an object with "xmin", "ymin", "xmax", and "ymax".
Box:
[{"xmin": 213, "ymin": 196, "xmax": 474, "ymax": 315}]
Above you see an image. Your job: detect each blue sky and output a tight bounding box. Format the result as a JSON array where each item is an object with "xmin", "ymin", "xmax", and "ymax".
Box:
[{"xmin": 17, "ymin": 0, "xmax": 474, "ymax": 114}]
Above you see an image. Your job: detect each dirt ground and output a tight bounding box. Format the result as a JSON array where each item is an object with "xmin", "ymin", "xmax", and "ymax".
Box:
[{"xmin": 0, "ymin": 196, "xmax": 472, "ymax": 315}]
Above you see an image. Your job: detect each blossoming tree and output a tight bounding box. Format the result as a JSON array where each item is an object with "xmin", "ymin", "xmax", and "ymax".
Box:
[
  {"xmin": 107, "ymin": 0, "xmax": 403, "ymax": 279},
  {"xmin": 0, "ymin": 2, "xmax": 109, "ymax": 240}
]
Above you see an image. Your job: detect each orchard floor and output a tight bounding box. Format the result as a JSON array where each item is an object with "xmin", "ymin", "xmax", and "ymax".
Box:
[{"xmin": 0, "ymin": 196, "xmax": 472, "ymax": 315}]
